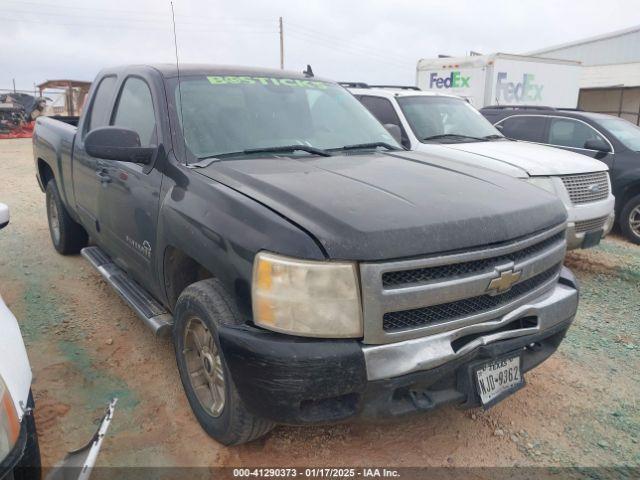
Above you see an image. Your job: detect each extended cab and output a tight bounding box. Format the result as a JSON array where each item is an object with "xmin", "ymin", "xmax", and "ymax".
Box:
[
  {"xmin": 33, "ymin": 65, "xmax": 579, "ymax": 445},
  {"xmin": 346, "ymin": 85, "xmax": 616, "ymax": 250}
]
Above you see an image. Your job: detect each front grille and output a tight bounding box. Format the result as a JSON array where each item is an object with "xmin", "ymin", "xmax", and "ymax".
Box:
[
  {"xmin": 382, "ymin": 264, "xmax": 561, "ymax": 332},
  {"xmin": 575, "ymin": 215, "xmax": 609, "ymax": 233},
  {"xmin": 560, "ymin": 172, "xmax": 609, "ymax": 205},
  {"xmin": 382, "ymin": 231, "xmax": 564, "ymax": 288}
]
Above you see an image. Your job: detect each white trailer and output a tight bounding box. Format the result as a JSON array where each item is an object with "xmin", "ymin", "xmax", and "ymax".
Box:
[{"xmin": 416, "ymin": 53, "xmax": 581, "ymax": 108}]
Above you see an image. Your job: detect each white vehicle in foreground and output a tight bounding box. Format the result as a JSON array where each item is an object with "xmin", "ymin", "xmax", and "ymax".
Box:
[
  {"xmin": 0, "ymin": 203, "xmax": 39, "ymax": 480},
  {"xmin": 0, "ymin": 203, "xmax": 115, "ymax": 480},
  {"xmin": 346, "ymin": 85, "xmax": 615, "ymax": 249}
]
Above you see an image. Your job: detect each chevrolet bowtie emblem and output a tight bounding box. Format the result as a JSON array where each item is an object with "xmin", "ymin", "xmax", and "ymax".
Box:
[{"xmin": 487, "ymin": 268, "xmax": 522, "ymax": 294}]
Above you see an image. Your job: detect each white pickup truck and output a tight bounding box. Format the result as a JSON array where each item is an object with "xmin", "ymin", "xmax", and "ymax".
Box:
[{"xmin": 346, "ymin": 85, "xmax": 615, "ymax": 250}]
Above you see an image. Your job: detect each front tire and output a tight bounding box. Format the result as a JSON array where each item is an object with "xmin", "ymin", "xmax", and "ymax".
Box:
[
  {"xmin": 45, "ymin": 180, "xmax": 88, "ymax": 254},
  {"xmin": 173, "ymin": 279, "xmax": 274, "ymax": 445},
  {"xmin": 620, "ymin": 194, "xmax": 640, "ymax": 244}
]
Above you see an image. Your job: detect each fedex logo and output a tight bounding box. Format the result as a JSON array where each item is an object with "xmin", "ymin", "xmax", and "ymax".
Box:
[
  {"xmin": 429, "ymin": 71, "xmax": 470, "ymax": 89},
  {"xmin": 496, "ymin": 72, "xmax": 543, "ymax": 102}
]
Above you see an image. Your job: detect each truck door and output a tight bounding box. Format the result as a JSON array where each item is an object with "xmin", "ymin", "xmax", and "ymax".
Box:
[
  {"xmin": 98, "ymin": 76, "xmax": 164, "ymax": 295},
  {"xmin": 73, "ymin": 75, "xmax": 118, "ymax": 236}
]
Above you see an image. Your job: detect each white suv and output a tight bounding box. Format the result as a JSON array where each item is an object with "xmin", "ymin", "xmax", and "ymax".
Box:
[{"xmin": 346, "ymin": 85, "xmax": 615, "ymax": 249}]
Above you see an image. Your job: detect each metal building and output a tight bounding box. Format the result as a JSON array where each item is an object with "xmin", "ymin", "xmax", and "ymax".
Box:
[{"xmin": 528, "ymin": 25, "xmax": 640, "ymax": 124}]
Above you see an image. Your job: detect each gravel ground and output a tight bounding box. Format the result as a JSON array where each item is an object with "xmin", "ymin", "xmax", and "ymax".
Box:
[{"xmin": 0, "ymin": 138, "xmax": 638, "ymax": 470}]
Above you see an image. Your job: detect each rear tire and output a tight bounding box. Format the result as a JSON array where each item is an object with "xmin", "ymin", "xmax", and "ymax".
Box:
[
  {"xmin": 45, "ymin": 180, "xmax": 88, "ymax": 254},
  {"xmin": 173, "ymin": 278, "xmax": 274, "ymax": 445},
  {"xmin": 620, "ymin": 194, "xmax": 640, "ymax": 245}
]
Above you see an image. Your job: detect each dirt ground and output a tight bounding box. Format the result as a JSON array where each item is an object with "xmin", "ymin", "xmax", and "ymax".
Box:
[{"xmin": 0, "ymin": 138, "xmax": 638, "ymax": 469}]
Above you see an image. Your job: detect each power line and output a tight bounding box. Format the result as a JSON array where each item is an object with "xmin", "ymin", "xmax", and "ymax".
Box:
[
  {"xmin": 0, "ymin": 15, "xmax": 276, "ymax": 34},
  {"xmin": 0, "ymin": 8, "xmax": 276, "ymax": 31},
  {"xmin": 2, "ymin": 0, "xmax": 272, "ymax": 26},
  {"xmin": 287, "ymin": 31, "xmax": 414, "ymax": 69},
  {"xmin": 286, "ymin": 21, "xmax": 416, "ymax": 63}
]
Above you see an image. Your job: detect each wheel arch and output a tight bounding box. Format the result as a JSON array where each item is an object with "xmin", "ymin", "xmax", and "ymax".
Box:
[
  {"xmin": 617, "ymin": 181, "xmax": 640, "ymax": 218},
  {"xmin": 162, "ymin": 246, "xmax": 214, "ymax": 311},
  {"xmin": 37, "ymin": 157, "xmax": 55, "ymax": 190}
]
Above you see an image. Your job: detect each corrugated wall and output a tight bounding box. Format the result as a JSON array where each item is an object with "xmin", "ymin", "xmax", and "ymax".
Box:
[{"xmin": 533, "ymin": 29, "xmax": 640, "ymax": 66}]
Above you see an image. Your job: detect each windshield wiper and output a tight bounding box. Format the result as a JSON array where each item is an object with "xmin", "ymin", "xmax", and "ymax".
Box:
[
  {"xmin": 333, "ymin": 142, "xmax": 402, "ymax": 152},
  {"xmin": 483, "ymin": 134, "xmax": 506, "ymax": 140},
  {"xmin": 243, "ymin": 145, "xmax": 332, "ymax": 157},
  {"xmin": 422, "ymin": 133, "xmax": 488, "ymax": 142}
]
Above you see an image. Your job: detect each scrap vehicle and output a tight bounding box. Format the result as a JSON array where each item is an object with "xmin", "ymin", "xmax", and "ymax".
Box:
[
  {"xmin": 33, "ymin": 65, "xmax": 580, "ymax": 445},
  {"xmin": 345, "ymin": 84, "xmax": 615, "ymax": 250},
  {"xmin": 481, "ymin": 105, "xmax": 640, "ymax": 244},
  {"xmin": 0, "ymin": 93, "xmax": 48, "ymax": 140}
]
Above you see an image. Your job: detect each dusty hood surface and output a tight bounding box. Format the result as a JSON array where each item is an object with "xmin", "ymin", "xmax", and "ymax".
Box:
[
  {"xmin": 436, "ymin": 139, "xmax": 609, "ymax": 177},
  {"xmin": 196, "ymin": 150, "xmax": 567, "ymax": 260}
]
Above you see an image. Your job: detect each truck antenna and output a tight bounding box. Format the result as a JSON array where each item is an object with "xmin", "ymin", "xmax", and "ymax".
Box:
[{"xmin": 170, "ymin": 2, "xmax": 187, "ymax": 166}]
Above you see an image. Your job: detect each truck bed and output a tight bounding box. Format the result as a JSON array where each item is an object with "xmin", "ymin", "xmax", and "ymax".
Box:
[
  {"xmin": 33, "ymin": 116, "xmax": 78, "ymax": 207},
  {"xmin": 47, "ymin": 115, "xmax": 80, "ymax": 127}
]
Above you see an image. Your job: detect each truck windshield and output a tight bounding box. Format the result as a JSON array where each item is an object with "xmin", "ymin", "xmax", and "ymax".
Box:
[
  {"xmin": 396, "ymin": 96, "xmax": 502, "ymax": 143},
  {"xmin": 174, "ymin": 75, "xmax": 399, "ymax": 159},
  {"xmin": 594, "ymin": 117, "xmax": 640, "ymax": 152}
]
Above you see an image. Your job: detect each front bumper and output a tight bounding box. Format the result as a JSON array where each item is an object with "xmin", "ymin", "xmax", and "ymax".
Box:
[
  {"xmin": 563, "ymin": 191, "xmax": 615, "ymax": 249},
  {"xmin": 0, "ymin": 410, "xmax": 39, "ymax": 480},
  {"xmin": 566, "ymin": 211, "xmax": 615, "ymax": 249},
  {"xmin": 219, "ymin": 267, "xmax": 579, "ymax": 425}
]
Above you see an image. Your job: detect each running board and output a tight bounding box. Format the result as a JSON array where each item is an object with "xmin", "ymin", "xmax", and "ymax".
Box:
[{"xmin": 81, "ymin": 246, "xmax": 173, "ymax": 337}]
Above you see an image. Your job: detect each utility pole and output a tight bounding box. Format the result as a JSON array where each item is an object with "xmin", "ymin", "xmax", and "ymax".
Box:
[
  {"xmin": 12, "ymin": 78, "xmax": 16, "ymax": 93},
  {"xmin": 279, "ymin": 16, "xmax": 284, "ymax": 70}
]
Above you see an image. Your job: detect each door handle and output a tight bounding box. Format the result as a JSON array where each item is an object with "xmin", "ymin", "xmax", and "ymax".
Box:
[{"xmin": 96, "ymin": 170, "xmax": 112, "ymax": 184}]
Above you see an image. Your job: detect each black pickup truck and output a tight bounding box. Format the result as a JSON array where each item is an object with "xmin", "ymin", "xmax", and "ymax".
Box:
[{"xmin": 33, "ymin": 65, "xmax": 579, "ymax": 445}]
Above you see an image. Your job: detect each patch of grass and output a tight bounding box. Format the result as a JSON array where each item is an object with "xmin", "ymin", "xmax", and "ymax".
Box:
[{"xmin": 57, "ymin": 339, "xmax": 139, "ymax": 414}]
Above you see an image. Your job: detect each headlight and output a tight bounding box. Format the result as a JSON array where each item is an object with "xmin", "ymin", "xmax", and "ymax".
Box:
[
  {"xmin": 0, "ymin": 376, "xmax": 20, "ymax": 461},
  {"xmin": 526, "ymin": 176, "xmax": 557, "ymax": 195},
  {"xmin": 252, "ymin": 252, "xmax": 363, "ymax": 338}
]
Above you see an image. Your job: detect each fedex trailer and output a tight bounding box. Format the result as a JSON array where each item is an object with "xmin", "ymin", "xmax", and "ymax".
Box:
[{"xmin": 416, "ymin": 53, "xmax": 581, "ymax": 108}]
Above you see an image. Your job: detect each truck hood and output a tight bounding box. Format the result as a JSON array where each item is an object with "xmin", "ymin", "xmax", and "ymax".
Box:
[
  {"xmin": 196, "ymin": 151, "xmax": 566, "ymax": 261},
  {"xmin": 435, "ymin": 139, "xmax": 609, "ymax": 177}
]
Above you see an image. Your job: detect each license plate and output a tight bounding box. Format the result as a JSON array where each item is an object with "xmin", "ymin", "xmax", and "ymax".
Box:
[
  {"xmin": 475, "ymin": 356, "xmax": 523, "ymax": 406},
  {"xmin": 582, "ymin": 229, "xmax": 603, "ymax": 249}
]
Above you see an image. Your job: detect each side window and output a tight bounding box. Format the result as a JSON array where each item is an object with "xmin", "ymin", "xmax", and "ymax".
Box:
[
  {"xmin": 87, "ymin": 76, "xmax": 117, "ymax": 132},
  {"xmin": 358, "ymin": 95, "xmax": 409, "ymax": 147},
  {"xmin": 547, "ymin": 118, "xmax": 606, "ymax": 150},
  {"xmin": 359, "ymin": 96, "xmax": 402, "ymax": 128},
  {"xmin": 112, "ymin": 77, "xmax": 157, "ymax": 147},
  {"xmin": 498, "ymin": 116, "xmax": 547, "ymax": 142}
]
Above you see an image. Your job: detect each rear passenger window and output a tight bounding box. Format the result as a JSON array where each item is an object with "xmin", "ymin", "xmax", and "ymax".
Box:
[
  {"xmin": 112, "ymin": 77, "xmax": 157, "ymax": 146},
  {"xmin": 87, "ymin": 76, "xmax": 117, "ymax": 132},
  {"xmin": 358, "ymin": 96, "xmax": 409, "ymax": 147},
  {"xmin": 548, "ymin": 118, "xmax": 606, "ymax": 149},
  {"xmin": 359, "ymin": 96, "xmax": 401, "ymax": 127},
  {"xmin": 498, "ymin": 116, "xmax": 547, "ymax": 142}
]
